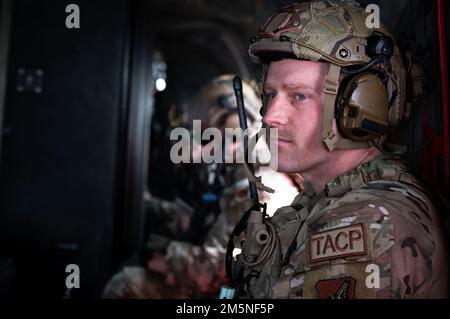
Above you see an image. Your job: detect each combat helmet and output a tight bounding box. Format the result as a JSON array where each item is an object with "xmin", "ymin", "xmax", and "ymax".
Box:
[
  {"xmin": 249, "ymin": 0, "xmax": 406, "ymax": 151},
  {"xmin": 181, "ymin": 74, "xmax": 262, "ymax": 132}
]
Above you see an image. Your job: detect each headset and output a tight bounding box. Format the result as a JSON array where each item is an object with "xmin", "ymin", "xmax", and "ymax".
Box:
[
  {"xmin": 334, "ymin": 34, "xmax": 396, "ymax": 143},
  {"xmin": 258, "ymin": 33, "xmax": 431, "ymax": 157},
  {"xmin": 334, "ymin": 34, "xmax": 436, "ymax": 157}
]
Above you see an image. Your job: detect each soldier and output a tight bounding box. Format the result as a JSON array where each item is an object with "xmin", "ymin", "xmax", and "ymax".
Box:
[
  {"xmin": 102, "ymin": 75, "xmax": 298, "ymax": 298},
  {"xmin": 233, "ymin": 0, "xmax": 448, "ymax": 299}
]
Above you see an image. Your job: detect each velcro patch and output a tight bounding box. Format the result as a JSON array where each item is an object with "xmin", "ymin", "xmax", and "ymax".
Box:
[
  {"xmin": 309, "ymin": 223, "xmax": 367, "ymax": 263},
  {"xmin": 315, "ymin": 277, "xmax": 356, "ymax": 299},
  {"xmin": 303, "ymin": 262, "xmax": 376, "ymax": 299}
]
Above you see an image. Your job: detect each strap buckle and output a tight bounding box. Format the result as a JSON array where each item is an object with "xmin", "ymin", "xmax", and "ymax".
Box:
[{"xmin": 324, "ymin": 80, "xmax": 339, "ymax": 95}]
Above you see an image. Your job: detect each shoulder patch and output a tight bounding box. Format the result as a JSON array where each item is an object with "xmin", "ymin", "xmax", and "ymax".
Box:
[
  {"xmin": 315, "ymin": 277, "xmax": 356, "ymax": 299},
  {"xmin": 303, "ymin": 262, "xmax": 377, "ymax": 299},
  {"xmin": 309, "ymin": 223, "xmax": 367, "ymax": 263}
]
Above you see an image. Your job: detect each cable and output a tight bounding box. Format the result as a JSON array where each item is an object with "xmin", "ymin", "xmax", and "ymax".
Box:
[
  {"xmin": 370, "ymin": 130, "xmax": 436, "ymax": 158},
  {"xmin": 381, "ymin": 62, "xmax": 398, "ymax": 109},
  {"xmin": 341, "ymin": 58, "xmax": 379, "ymax": 75},
  {"xmin": 372, "ymin": 59, "xmax": 441, "ymax": 159}
]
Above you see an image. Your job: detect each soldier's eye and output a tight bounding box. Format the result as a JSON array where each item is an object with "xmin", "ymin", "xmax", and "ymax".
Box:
[
  {"xmin": 265, "ymin": 92, "xmax": 276, "ymax": 99},
  {"xmin": 294, "ymin": 94, "xmax": 307, "ymax": 101}
]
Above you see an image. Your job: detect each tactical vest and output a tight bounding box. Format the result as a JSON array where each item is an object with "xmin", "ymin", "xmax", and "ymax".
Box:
[{"xmin": 238, "ymin": 155, "xmax": 433, "ymax": 298}]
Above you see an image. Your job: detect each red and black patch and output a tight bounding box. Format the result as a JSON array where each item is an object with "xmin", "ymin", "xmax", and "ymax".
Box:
[{"xmin": 315, "ymin": 277, "xmax": 356, "ymax": 299}]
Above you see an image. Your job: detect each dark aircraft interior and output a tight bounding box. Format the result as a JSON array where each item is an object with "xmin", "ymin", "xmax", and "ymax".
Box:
[{"xmin": 0, "ymin": 0, "xmax": 448, "ymax": 299}]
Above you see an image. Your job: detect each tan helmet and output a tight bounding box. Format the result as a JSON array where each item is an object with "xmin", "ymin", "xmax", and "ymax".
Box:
[
  {"xmin": 181, "ymin": 74, "xmax": 262, "ymax": 131},
  {"xmin": 180, "ymin": 75, "xmax": 273, "ymax": 167},
  {"xmin": 249, "ymin": 0, "xmax": 406, "ymax": 151}
]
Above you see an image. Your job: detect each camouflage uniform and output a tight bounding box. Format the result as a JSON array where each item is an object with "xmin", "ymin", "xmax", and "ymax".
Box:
[
  {"xmin": 231, "ymin": 0, "xmax": 448, "ymax": 299},
  {"xmin": 145, "ymin": 196, "xmax": 194, "ymax": 243},
  {"xmin": 102, "ymin": 165, "xmax": 298, "ymax": 298},
  {"xmin": 238, "ymin": 156, "xmax": 448, "ymax": 298},
  {"xmin": 101, "ymin": 216, "xmax": 230, "ymax": 298},
  {"xmin": 101, "ymin": 164, "xmax": 239, "ymax": 298}
]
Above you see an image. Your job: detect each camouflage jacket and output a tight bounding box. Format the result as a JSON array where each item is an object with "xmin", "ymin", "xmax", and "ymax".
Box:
[
  {"xmin": 137, "ymin": 167, "xmax": 297, "ymax": 298},
  {"xmin": 238, "ymin": 156, "xmax": 448, "ymax": 299},
  {"xmin": 101, "ymin": 190, "xmax": 238, "ymax": 298},
  {"xmin": 102, "ymin": 166, "xmax": 298, "ymax": 298}
]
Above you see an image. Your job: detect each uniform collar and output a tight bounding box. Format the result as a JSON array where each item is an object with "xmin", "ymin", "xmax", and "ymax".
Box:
[
  {"xmin": 325, "ymin": 155, "xmax": 407, "ymax": 196},
  {"xmin": 298, "ymin": 155, "xmax": 404, "ymax": 200}
]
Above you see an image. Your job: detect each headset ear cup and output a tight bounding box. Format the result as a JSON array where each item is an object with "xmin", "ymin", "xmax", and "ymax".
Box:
[
  {"xmin": 337, "ymin": 72, "xmax": 389, "ymax": 142},
  {"xmin": 335, "ymin": 74, "xmax": 357, "ymax": 137}
]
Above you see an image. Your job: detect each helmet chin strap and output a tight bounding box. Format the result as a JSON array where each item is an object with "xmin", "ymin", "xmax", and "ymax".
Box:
[
  {"xmin": 322, "ymin": 63, "xmax": 371, "ymax": 151},
  {"xmin": 322, "ymin": 63, "xmax": 340, "ymax": 151}
]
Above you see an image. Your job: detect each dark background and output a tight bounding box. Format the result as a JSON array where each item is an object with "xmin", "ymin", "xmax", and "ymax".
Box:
[{"xmin": 0, "ymin": 0, "xmax": 448, "ymax": 299}]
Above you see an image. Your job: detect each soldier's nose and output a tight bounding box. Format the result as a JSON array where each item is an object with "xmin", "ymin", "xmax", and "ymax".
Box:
[{"xmin": 263, "ymin": 98, "xmax": 288, "ymax": 128}]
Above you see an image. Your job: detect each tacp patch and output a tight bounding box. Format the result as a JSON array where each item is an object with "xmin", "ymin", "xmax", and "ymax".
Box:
[{"xmin": 309, "ymin": 223, "xmax": 367, "ymax": 263}]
